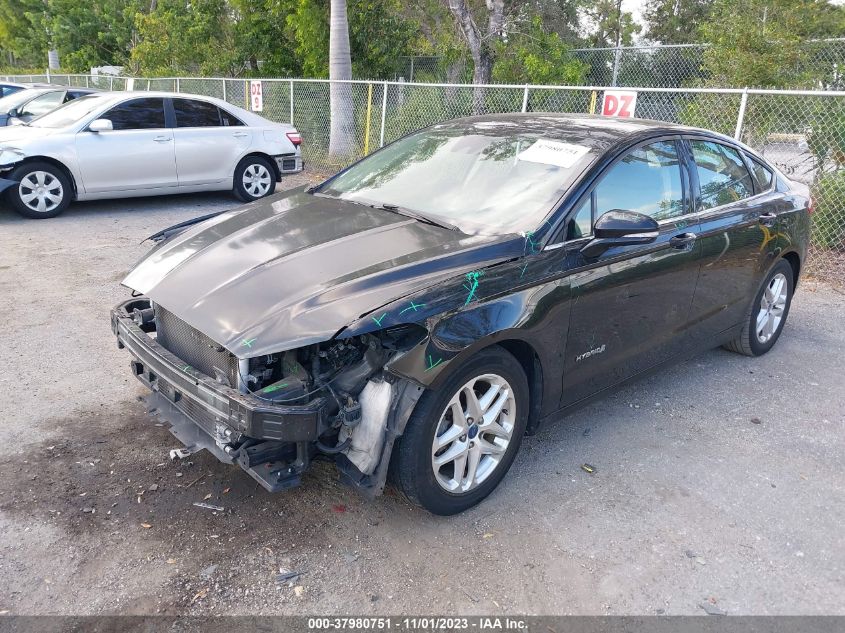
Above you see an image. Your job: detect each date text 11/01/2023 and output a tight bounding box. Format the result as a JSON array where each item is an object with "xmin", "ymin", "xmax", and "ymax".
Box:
[{"xmin": 307, "ymin": 617, "xmax": 528, "ymax": 630}]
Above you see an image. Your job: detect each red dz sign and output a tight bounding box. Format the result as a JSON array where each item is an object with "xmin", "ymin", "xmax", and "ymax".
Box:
[{"xmin": 601, "ymin": 90, "xmax": 638, "ymax": 118}]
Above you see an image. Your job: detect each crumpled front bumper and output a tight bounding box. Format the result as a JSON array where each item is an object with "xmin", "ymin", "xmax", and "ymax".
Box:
[{"xmin": 111, "ymin": 299, "xmax": 331, "ymax": 453}]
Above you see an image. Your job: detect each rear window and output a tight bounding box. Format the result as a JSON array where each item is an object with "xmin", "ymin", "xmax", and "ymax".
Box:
[{"xmin": 690, "ymin": 140, "xmax": 754, "ymax": 210}]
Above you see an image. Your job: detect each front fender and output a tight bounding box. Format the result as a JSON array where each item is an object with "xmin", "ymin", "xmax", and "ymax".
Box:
[
  {"xmin": 384, "ymin": 283, "xmax": 560, "ymax": 390},
  {"xmin": 0, "ymin": 177, "xmax": 17, "ymax": 194}
]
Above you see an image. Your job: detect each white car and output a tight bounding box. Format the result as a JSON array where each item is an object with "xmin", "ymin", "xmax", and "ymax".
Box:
[{"xmin": 0, "ymin": 91, "xmax": 302, "ymax": 218}]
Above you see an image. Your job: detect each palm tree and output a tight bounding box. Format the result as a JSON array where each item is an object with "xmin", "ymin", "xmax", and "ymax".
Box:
[{"xmin": 329, "ymin": 0, "xmax": 355, "ymax": 157}]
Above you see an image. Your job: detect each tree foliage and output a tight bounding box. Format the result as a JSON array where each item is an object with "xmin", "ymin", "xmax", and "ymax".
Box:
[
  {"xmin": 699, "ymin": 0, "xmax": 845, "ymax": 88},
  {"xmin": 642, "ymin": 0, "xmax": 713, "ymax": 45}
]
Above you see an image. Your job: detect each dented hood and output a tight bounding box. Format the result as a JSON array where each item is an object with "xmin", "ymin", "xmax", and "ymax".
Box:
[{"xmin": 123, "ymin": 189, "xmax": 522, "ymax": 358}]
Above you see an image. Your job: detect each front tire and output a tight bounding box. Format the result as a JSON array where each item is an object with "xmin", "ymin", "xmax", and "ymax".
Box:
[
  {"xmin": 724, "ymin": 259, "xmax": 794, "ymax": 357},
  {"xmin": 393, "ymin": 346, "xmax": 529, "ymax": 515},
  {"xmin": 233, "ymin": 156, "xmax": 277, "ymax": 202},
  {"xmin": 6, "ymin": 161, "xmax": 71, "ymax": 219}
]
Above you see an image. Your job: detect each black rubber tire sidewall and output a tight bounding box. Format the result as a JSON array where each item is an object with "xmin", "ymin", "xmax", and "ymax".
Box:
[
  {"xmin": 394, "ymin": 346, "xmax": 530, "ymax": 516},
  {"xmin": 6, "ymin": 161, "xmax": 72, "ymax": 219},
  {"xmin": 233, "ymin": 156, "xmax": 277, "ymax": 202},
  {"xmin": 748, "ymin": 259, "xmax": 794, "ymax": 356}
]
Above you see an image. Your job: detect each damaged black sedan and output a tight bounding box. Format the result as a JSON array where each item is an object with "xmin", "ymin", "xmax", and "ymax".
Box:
[{"xmin": 112, "ymin": 114, "xmax": 809, "ymax": 515}]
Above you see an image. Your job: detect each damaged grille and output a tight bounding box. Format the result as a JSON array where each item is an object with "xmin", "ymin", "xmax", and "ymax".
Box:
[{"xmin": 154, "ymin": 305, "xmax": 240, "ymax": 389}]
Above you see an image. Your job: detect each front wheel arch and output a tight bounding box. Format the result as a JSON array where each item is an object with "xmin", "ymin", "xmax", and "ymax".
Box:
[{"xmin": 14, "ymin": 156, "xmax": 78, "ymax": 197}]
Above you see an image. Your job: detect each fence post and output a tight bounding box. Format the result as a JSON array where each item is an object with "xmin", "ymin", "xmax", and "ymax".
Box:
[
  {"xmin": 289, "ymin": 79, "xmax": 294, "ymax": 123},
  {"xmin": 521, "ymin": 85, "xmax": 529, "ymax": 112},
  {"xmin": 222, "ymin": 78, "xmax": 227, "ymax": 102},
  {"xmin": 175, "ymin": 77, "xmax": 180, "ymax": 93},
  {"xmin": 734, "ymin": 87, "xmax": 749, "ymax": 140},
  {"xmin": 46, "ymin": 67, "xmax": 50, "ymax": 82},
  {"xmin": 379, "ymin": 81, "xmax": 388, "ymax": 147},
  {"xmin": 85, "ymin": 75, "xmax": 89, "ymax": 88},
  {"xmin": 611, "ymin": 46, "xmax": 621, "ymax": 87},
  {"xmin": 364, "ymin": 83, "xmax": 373, "ymax": 155},
  {"xmin": 109, "ymin": 76, "xmax": 114, "ymax": 90}
]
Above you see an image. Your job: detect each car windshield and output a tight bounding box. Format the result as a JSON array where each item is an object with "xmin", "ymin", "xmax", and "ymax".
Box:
[
  {"xmin": 0, "ymin": 89, "xmax": 50, "ymax": 113},
  {"xmin": 317, "ymin": 125, "xmax": 595, "ymax": 234},
  {"xmin": 29, "ymin": 94, "xmax": 106, "ymax": 128}
]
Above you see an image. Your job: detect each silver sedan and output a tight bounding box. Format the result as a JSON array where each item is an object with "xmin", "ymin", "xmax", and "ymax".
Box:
[{"xmin": 0, "ymin": 91, "xmax": 302, "ymax": 218}]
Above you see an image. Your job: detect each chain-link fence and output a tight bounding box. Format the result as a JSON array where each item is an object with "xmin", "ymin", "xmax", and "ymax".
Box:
[
  {"xmin": 2, "ymin": 72, "xmax": 844, "ymax": 282},
  {"xmin": 378, "ymin": 39, "xmax": 845, "ymax": 88},
  {"xmin": 570, "ymin": 39, "xmax": 845, "ymax": 90}
]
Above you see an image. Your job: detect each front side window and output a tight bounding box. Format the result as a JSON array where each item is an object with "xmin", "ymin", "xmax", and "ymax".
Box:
[
  {"xmin": 594, "ymin": 141, "xmax": 685, "ymax": 221},
  {"xmin": 104, "ymin": 98, "xmax": 166, "ymax": 131},
  {"xmin": 566, "ymin": 198, "xmax": 592, "ymax": 240},
  {"xmin": 174, "ymin": 98, "xmax": 222, "ymax": 127},
  {"xmin": 318, "ymin": 126, "xmax": 596, "ymax": 234},
  {"xmin": 19, "ymin": 91, "xmax": 64, "ymax": 117},
  {"xmin": 690, "ymin": 140, "xmax": 754, "ymax": 210}
]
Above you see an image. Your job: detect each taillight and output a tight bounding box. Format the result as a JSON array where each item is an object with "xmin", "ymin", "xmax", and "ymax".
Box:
[
  {"xmin": 807, "ymin": 195, "xmax": 815, "ymax": 215},
  {"xmin": 286, "ymin": 131, "xmax": 302, "ymax": 147}
]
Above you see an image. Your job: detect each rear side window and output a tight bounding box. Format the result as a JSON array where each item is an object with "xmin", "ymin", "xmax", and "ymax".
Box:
[
  {"xmin": 173, "ymin": 98, "xmax": 222, "ymax": 127},
  {"xmin": 748, "ymin": 157, "xmax": 774, "ymax": 191},
  {"xmin": 690, "ymin": 140, "xmax": 754, "ymax": 209},
  {"xmin": 105, "ymin": 98, "xmax": 166, "ymax": 130},
  {"xmin": 594, "ymin": 140, "xmax": 685, "ymax": 221}
]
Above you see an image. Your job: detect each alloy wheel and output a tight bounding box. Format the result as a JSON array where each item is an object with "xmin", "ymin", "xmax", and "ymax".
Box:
[
  {"xmin": 431, "ymin": 373, "xmax": 516, "ymax": 494},
  {"xmin": 242, "ymin": 163, "xmax": 272, "ymax": 198},
  {"xmin": 756, "ymin": 272, "xmax": 788, "ymax": 343},
  {"xmin": 19, "ymin": 171, "xmax": 64, "ymax": 214}
]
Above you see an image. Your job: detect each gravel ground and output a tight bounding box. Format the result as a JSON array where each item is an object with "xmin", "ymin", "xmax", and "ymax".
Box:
[{"xmin": 0, "ymin": 178, "xmax": 843, "ymax": 616}]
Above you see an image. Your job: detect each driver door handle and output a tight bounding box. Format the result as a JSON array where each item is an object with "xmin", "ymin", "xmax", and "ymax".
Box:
[
  {"xmin": 153, "ymin": 135, "xmax": 172, "ymax": 143},
  {"xmin": 670, "ymin": 232, "xmax": 697, "ymax": 249}
]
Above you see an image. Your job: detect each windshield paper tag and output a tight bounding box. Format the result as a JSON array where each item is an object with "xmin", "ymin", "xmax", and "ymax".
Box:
[{"xmin": 517, "ymin": 140, "xmax": 590, "ymax": 169}]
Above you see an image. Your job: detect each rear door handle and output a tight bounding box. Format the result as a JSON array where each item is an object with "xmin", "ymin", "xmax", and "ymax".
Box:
[
  {"xmin": 153, "ymin": 135, "xmax": 172, "ymax": 143},
  {"xmin": 670, "ymin": 232, "xmax": 697, "ymax": 248},
  {"xmin": 759, "ymin": 212, "xmax": 777, "ymax": 226},
  {"xmin": 233, "ymin": 132, "xmax": 249, "ymax": 138}
]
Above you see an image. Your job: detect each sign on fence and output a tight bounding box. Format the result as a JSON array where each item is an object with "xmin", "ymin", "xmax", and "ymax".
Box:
[
  {"xmin": 602, "ymin": 90, "xmax": 637, "ymax": 118},
  {"xmin": 250, "ymin": 80, "xmax": 263, "ymax": 112}
]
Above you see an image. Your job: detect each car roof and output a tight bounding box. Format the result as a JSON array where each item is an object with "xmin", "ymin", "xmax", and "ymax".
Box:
[{"xmin": 431, "ymin": 112, "xmax": 721, "ymax": 153}]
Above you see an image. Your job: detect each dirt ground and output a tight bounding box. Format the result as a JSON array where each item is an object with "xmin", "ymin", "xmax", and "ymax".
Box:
[{"xmin": 0, "ymin": 178, "xmax": 843, "ymax": 616}]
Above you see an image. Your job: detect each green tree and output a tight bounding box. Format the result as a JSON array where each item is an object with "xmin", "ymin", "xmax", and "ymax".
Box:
[
  {"xmin": 700, "ymin": 0, "xmax": 845, "ymax": 88},
  {"xmin": 582, "ymin": 0, "xmax": 641, "ymax": 48},
  {"xmin": 642, "ymin": 0, "xmax": 713, "ymax": 44},
  {"xmin": 284, "ymin": 0, "xmax": 415, "ymax": 79},
  {"xmin": 44, "ymin": 0, "xmax": 142, "ymax": 71},
  {"xmin": 492, "ymin": 16, "xmax": 587, "ymax": 85},
  {"xmin": 0, "ymin": 0, "xmax": 49, "ymax": 68}
]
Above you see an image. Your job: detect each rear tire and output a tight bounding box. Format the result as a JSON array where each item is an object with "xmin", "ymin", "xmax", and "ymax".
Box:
[
  {"xmin": 724, "ymin": 259, "xmax": 794, "ymax": 357},
  {"xmin": 6, "ymin": 161, "xmax": 71, "ymax": 219},
  {"xmin": 233, "ymin": 156, "xmax": 277, "ymax": 202},
  {"xmin": 393, "ymin": 346, "xmax": 529, "ymax": 515}
]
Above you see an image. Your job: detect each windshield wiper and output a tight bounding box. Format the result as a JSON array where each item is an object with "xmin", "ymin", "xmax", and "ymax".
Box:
[{"xmin": 375, "ymin": 203, "xmax": 459, "ymax": 232}]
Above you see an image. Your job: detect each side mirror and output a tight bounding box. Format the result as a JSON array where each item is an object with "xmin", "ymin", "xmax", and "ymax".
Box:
[
  {"xmin": 7, "ymin": 107, "xmax": 18, "ymax": 118},
  {"xmin": 88, "ymin": 118, "xmax": 113, "ymax": 133},
  {"xmin": 580, "ymin": 209, "xmax": 659, "ymax": 259}
]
